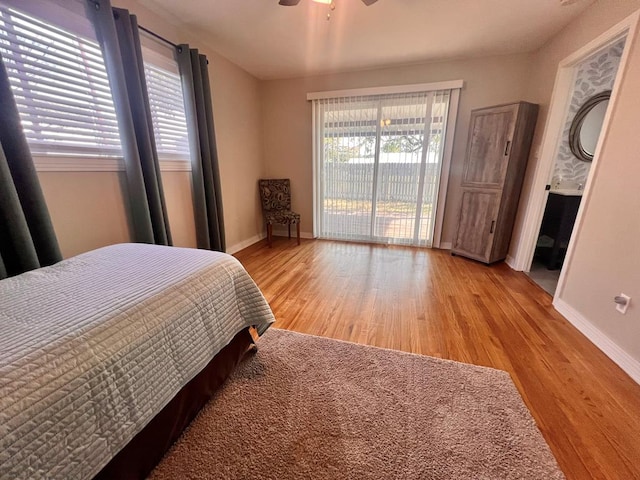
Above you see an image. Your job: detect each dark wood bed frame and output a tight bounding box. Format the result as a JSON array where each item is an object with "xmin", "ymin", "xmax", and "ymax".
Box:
[{"xmin": 94, "ymin": 328, "xmax": 255, "ymax": 480}]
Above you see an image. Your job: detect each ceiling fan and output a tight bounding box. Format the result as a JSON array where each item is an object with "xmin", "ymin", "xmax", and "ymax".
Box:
[{"xmin": 279, "ymin": 0, "xmax": 379, "ymax": 6}]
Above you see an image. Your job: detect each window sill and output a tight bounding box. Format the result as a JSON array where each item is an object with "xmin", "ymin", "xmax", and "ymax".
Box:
[{"xmin": 33, "ymin": 157, "xmax": 192, "ymax": 172}]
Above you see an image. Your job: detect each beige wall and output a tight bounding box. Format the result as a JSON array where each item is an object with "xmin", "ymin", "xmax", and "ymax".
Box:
[
  {"xmin": 123, "ymin": 0, "xmax": 266, "ymax": 252},
  {"xmin": 510, "ymin": 0, "xmax": 640, "ymax": 261},
  {"xmin": 210, "ymin": 54, "xmax": 266, "ymax": 249},
  {"xmin": 261, "ymin": 0, "xmax": 640, "ymax": 371},
  {"xmin": 513, "ymin": 0, "xmax": 640, "ymax": 361},
  {"xmin": 261, "ymin": 54, "xmax": 533, "ymax": 242},
  {"xmin": 38, "ymin": 170, "xmax": 198, "ymax": 258},
  {"xmin": 161, "ymin": 171, "xmax": 197, "ymax": 248},
  {"xmin": 39, "ymin": 172, "xmax": 130, "ymax": 258},
  {"xmin": 31, "ymin": 0, "xmax": 640, "ymax": 367},
  {"xmin": 38, "ymin": 0, "xmax": 266, "ymax": 258},
  {"xmin": 562, "ymin": 30, "xmax": 640, "ymax": 358}
]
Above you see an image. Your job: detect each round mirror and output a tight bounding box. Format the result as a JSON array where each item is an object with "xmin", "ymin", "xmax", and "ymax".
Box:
[{"xmin": 569, "ymin": 90, "xmax": 611, "ymax": 162}]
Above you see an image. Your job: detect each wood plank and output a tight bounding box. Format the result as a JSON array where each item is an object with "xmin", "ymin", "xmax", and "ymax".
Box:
[{"xmin": 235, "ymin": 238, "xmax": 640, "ymax": 480}]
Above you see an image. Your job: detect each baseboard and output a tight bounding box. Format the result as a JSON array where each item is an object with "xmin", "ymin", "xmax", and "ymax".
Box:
[
  {"xmin": 438, "ymin": 242, "xmax": 452, "ymax": 250},
  {"xmin": 226, "ymin": 233, "xmax": 266, "ymax": 255},
  {"xmin": 271, "ymin": 229, "xmax": 314, "ymax": 239},
  {"xmin": 505, "ymin": 254, "xmax": 517, "ymax": 270},
  {"xmin": 554, "ymin": 298, "xmax": 640, "ymax": 385},
  {"xmin": 227, "ymin": 230, "xmax": 315, "ymax": 254}
]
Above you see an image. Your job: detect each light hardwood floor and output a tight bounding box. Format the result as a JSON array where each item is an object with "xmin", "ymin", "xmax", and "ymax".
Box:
[{"xmin": 235, "ymin": 238, "xmax": 640, "ymax": 480}]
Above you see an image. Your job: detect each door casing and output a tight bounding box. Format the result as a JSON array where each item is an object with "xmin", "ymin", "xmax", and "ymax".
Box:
[{"xmin": 509, "ymin": 11, "xmax": 639, "ymax": 304}]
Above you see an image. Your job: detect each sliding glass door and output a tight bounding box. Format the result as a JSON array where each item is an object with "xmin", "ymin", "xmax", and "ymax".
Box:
[{"xmin": 313, "ymin": 90, "xmax": 452, "ymax": 247}]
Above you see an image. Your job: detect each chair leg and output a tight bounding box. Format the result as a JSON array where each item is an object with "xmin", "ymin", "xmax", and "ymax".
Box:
[
  {"xmin": 267, "ymin": 224, "xmax": 273, "ymax": 248},
  {"xmin": 288, "ymin": 223, "xmax": 291, "ymax": 239},
  {"xmin": 296, "ymin": 223, "xmax": 301, "ymax": 245}
]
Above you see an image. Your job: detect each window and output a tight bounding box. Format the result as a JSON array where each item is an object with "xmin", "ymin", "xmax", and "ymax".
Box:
[
  {"xmin": 143, "ymin": 61, "xmax": 190, "ymax": 161},
  {"xmin": 0, "ymin": 5, "xmax": 122, "ymax": 157},
  {"xmin": 311, "ymin": 85, "xmax": 460, "ymax": 247}
]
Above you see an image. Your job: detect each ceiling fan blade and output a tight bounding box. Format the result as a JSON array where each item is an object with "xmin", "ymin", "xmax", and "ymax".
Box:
[
  {"xmin": 279, "ymin": 0, "xmax": 301, "ymax": 5},
  {"xmin": 361, "ymin": 0, "xmax": 378, "ymax": 5}
]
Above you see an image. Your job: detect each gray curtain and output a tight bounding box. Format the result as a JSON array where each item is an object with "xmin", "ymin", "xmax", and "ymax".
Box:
[
  {"xmin": 177, "ymin": 46, "xmax": 225, "ymax": 252},
  {"xmin": 88, "ymin": 0, "xmax": 172, "ymax": 245},
  {"xmin": 0, "ymin": 54, "xmax": 62, "ymax": 280}
]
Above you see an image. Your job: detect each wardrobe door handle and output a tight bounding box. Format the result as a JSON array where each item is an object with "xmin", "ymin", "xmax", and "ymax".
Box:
[
  {"xmin": 504, "ymin": 140, "xmax": 511, "ymax": 156},
  {"xmin": 490, "ymin": 221, "xmax": 496, "ymax": 234}
]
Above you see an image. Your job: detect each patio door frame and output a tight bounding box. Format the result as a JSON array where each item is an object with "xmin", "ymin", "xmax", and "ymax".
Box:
[{"xmin": 309, "ymin": 80, "xmax": 462, "ymax": 248}]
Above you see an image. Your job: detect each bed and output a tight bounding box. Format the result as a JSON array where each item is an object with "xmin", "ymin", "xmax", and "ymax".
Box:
[{"xmin": 0, "ymin": 243, "xmax": 275, "ymax": 480}]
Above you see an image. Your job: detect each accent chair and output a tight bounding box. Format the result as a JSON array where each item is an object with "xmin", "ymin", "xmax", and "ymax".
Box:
[{"xmin": 258, "ymin": 179, "xmax": 301, "ymax": 247}]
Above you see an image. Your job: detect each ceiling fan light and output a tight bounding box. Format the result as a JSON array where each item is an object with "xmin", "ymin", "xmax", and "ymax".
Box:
[{"xmin": 312, "ymin": 0, "xmax": 333, "ymax": 4}]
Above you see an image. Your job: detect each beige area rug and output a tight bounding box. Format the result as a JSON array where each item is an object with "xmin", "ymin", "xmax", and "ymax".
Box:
[{"xmin": 150, "ymin": 328, "xmax": 565, "ymax": 480}]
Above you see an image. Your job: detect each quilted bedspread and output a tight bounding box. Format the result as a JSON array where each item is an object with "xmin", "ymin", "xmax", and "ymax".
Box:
[{"xmin": 0, "ymin": 243, "xmax": 275, "ymax": 480}]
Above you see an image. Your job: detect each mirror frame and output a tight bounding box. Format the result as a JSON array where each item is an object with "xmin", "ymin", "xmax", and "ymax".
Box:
[{"xmin": 568, "ymin": 90, "xmax": 611, "ymax": 162}]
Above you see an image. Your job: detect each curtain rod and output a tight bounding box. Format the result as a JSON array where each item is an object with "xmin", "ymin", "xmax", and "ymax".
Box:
[
  {"xmin": 139, "ymin": 24, "xmax": 178, "ymax": 50},
  {"xmin": 138, "ymin": 24, "xmax": 207, "ymax": 63}
]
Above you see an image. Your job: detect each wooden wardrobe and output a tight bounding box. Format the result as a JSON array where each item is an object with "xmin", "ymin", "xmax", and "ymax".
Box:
[{"xmin": 452, "ymin": 102, "xmax": 538, "ymax": 264}]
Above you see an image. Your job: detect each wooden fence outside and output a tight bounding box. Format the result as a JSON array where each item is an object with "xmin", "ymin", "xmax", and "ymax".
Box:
[{"xmin": 323, "ymin": 162, "xmax": 438, "ymax": 202}]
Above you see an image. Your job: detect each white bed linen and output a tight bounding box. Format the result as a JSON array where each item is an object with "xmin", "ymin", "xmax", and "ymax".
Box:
[{"xmin": 0, "ymin": 243, "xmax": 274, "ymax": 480}]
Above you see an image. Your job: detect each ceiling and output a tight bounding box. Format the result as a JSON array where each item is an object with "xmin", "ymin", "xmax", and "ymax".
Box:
[{"xmin": 140, "ymin": 0, "xmax": 595, "ymax": 80}]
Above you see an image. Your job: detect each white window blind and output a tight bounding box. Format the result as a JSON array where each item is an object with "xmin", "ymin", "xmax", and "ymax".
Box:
[
  {"xmin": 312, "ymin": 89, "xmax": 454, "ymax": 247},
  {"xmin": 143, "ymin": 61, "xmax": 190, "ymax": 161},
  {"xmin": 0, "ymin": 5, "xmax": 122, "ymax": 157}
]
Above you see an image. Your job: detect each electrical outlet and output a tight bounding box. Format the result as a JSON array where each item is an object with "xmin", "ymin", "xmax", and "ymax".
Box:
[{"xmin": 615, "ymin": 293, "xmax": 631, "ymax": 314}]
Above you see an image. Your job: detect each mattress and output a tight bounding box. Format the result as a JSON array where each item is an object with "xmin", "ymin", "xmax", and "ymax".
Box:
[{"xmin": 0, "ymin": 243, "xmax": 274, "ymax": 480}]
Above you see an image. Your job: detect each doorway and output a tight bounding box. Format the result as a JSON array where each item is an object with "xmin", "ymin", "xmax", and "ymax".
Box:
[
  {"xmin": 512, "ymin": 13, "xmax": 639, "ymax": 288},
  {"xmin": 527, "ymin": 38, "xmax": 627, "ymax": 295},
  {"xmin": 312, "ymin": 89, "xmax": 455, "ymax": 247}
]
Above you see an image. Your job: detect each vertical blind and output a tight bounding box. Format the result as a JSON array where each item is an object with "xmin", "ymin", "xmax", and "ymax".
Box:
[
  {"xmin": 0, "ymin": 5, "xmax": 122, "ymax": 157},
  {"xmin": 313, "ymin": 89, "xmax": 452, "ymax": 247}
]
